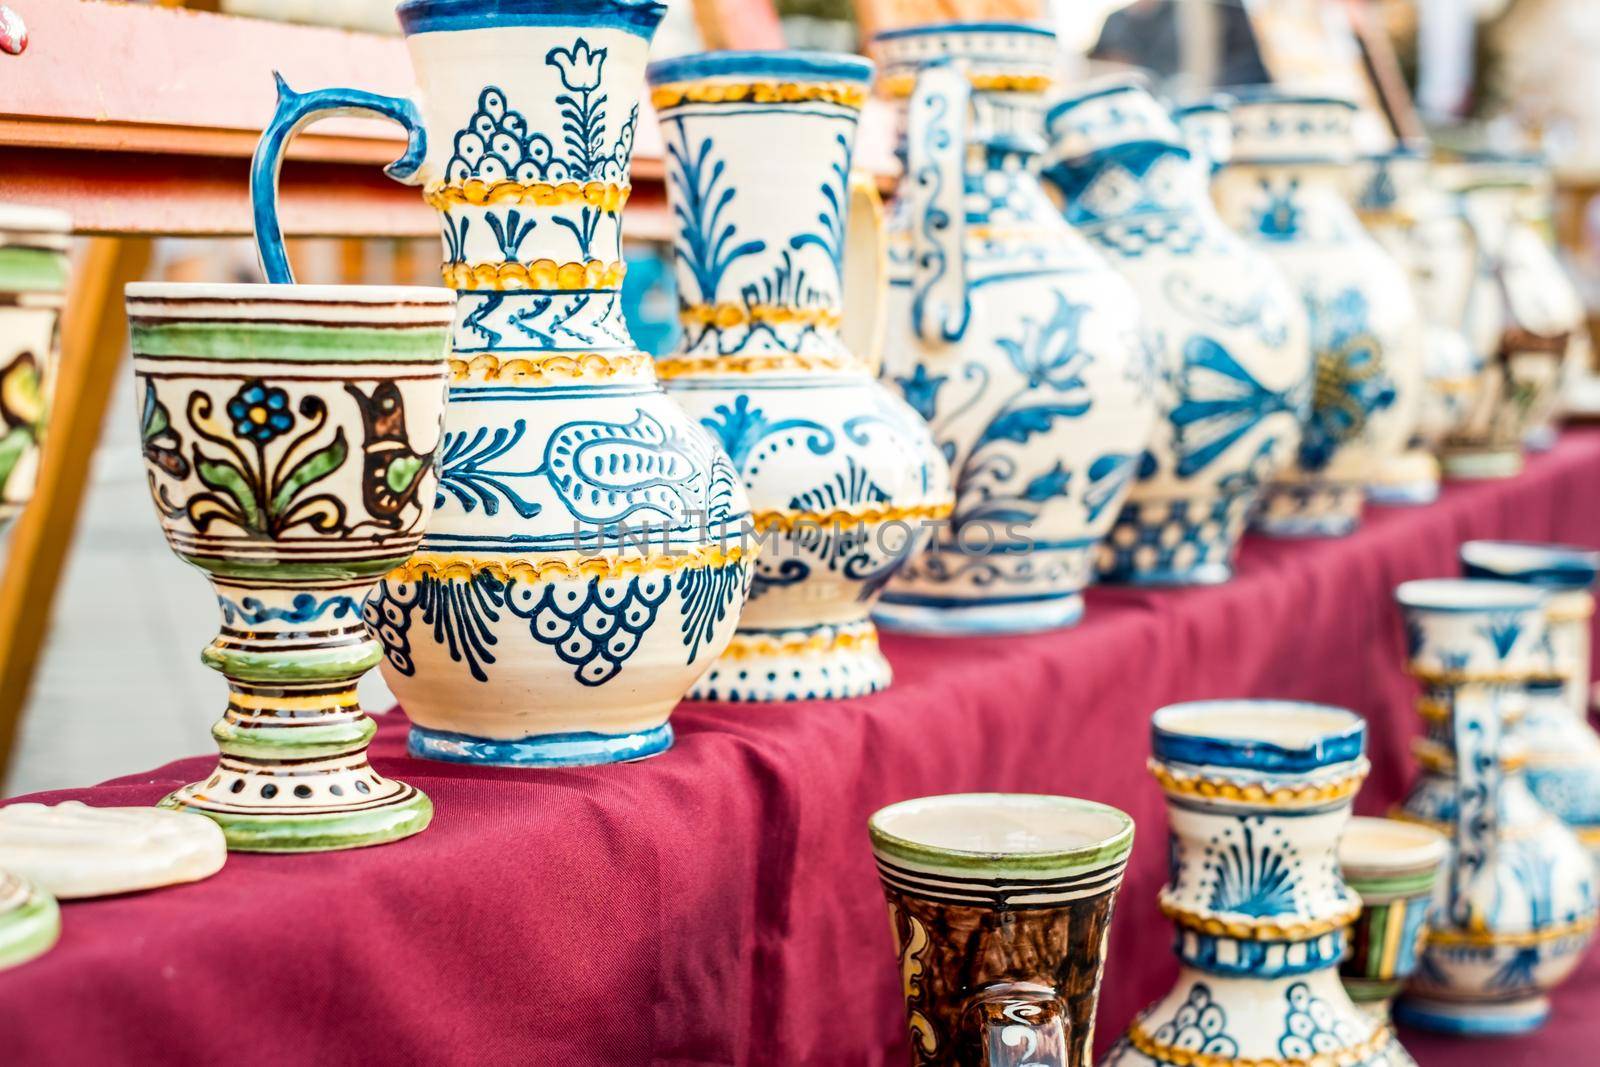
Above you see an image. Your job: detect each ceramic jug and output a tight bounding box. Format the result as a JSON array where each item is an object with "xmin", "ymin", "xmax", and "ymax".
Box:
[
  {"xmin": 1337, "ymin": 816, "xmax": 1447, "ymax": 1025},
  {"xmin": 250, "ymin": 0, "xmax": 752, "ymax": 766},
  {"xmin": 1041, "ymin": 79, "xmax": 1309, "ymax": 585},
  {"xmin": 1105, "ymin": 700, "xmax": 1409, "ymax": 1067},
  {"xmin": 1212, "ymin": 92, "xmax": 1420, "ymax": 537},
  {"xmin": 0, "ymin": 205, "xmax": 68, "ymax": 532},
  {"xmin": 1392, "ymin": 579, "xmax": 1597, "ymax": 1035},
  {"xmin": 872, "ymin": 22, "xmax": 1158, "ymax": 633},
  {"xmin": 1461, "ymin": 540, "xmax": 1600, "ymax": 860},
  {"xmin": 644, "ymin": 50, "xmax": 952, "ymax": 701},
  {"xmin": 870, "ymin": 792, "xmax": 1134, "ymax": 1067}
]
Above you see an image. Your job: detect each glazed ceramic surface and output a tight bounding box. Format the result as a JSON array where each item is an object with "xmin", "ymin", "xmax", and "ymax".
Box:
[
  {"xmin": 1171, "ymin": 99, "xmax": 1232, "ymax": 174},
  {"xmin": 1042, "ymin": 80, "xmax": 1309, "ymax": 585},
  {"xmin": 645, "ymin": 51, "xmax": 951, "ymax": 701},
  {"xmin": 252, "ymin": 0, "xmax": 753, "ymax": 765},
  {"xmin": 0, "ymin": 802, "xmax": 226, "ymax": 898},
  {"xmin": 1392, "ymin": 579, "xmax": 1598, "ymax": 1035},
  {"xmin": 1461, "ymin": 541, "xmax": 1600, "ymax": 859},
  {"xmin": 1212, "ymin": 94, "xmax": 1421, "ymax": 537},
  {"xmin": 128, "ymin": 283, "xmax": 453, "ymax": 851},
  {"xmin": 1105, "ymin": 701, "xmax": 1412, "ymax": 1067},
  {"xmin": 870, "ymin": 793, "xmax": 1135, "ymax": 1067},
  {"xmin": 873, "ymin": 23, "xmax": 1158, "ymax": 633},
  {"xmin": 0, "ymin": 869, "xmax": 56, "ymax": 973},
  {"xmin": 0, "ymin": 205, "xmax": 69, "ymax": 532},
  {"xmin": 1337, "ymin": 816, "xmax": 1447, "ymax": 1022}
]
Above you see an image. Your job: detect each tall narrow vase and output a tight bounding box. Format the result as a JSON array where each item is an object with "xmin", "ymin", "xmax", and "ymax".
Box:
[
  {"xmin": 0, "ymin": 206, "xmax": 68, "ymax": 531},
  {"xmin": 1212, "ymin": 93, "xmax": 1420, "ymax": 537},
  {"xmin": 870, "ymin": 793, "xmax": 1134, "ymax": 1067},
  {"xmin": 252, "ymin": 0, "xmax": 752, "ymax": 765},
  {"xmin": 1104, "ymin": 701, "xmax": 1409, "ymax": 1067},
  {"xmin": 645, "ymin": 51, "xmax": 951, "ymax": 701},
  {"xmin": 873, "ymin": 23, "xmax": 1158, "ymax": 633},
  {"xmin": 1392, "ymin": 579, "xmax": 1597, "ymax": 1034},
  {"xmin": 1041, "ymin": 79, "xmax": 1310, "ymax": 585},
  {"xmin": 1461, "ymin": 540, "xmax": 1600, "ymax": 859},
  {"xmin": 128, "ymin": 283, "xmax": 455, "ymax": 850}
]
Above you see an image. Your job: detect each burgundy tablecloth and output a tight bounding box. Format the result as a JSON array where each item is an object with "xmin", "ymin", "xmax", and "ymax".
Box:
[{"xmin": 5, "ymin": 432, "xmax": 1600, "ymax": 1065}]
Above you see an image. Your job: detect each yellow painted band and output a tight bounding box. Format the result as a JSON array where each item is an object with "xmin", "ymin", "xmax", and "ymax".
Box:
[
  {"xmin": 1158, "ymin": 894, "xmax": 1362, "ymax": 942},
  {"xmin": 424, "ymin": 179, "xmax": 628, "ymax": 212},
  {"xmin": 1413, "ymin": 740, "xmax": 1527, "ymax": 773},
  {"xmin": 1407, "ymin": 663, "xmax": 1539, "ymax": 686},
  {"xmin": 1414, "ymin": 697, "xmax": 1525, "ymax": 725},
  {"xmin": 1425, "ymin": 911, "xmax": 1597, "ymax": 948},
  {"xmin": 1126, "ymin": 1018, "xmax": 1393, "ymax": 1067},
  {"xmin": 654, "ymin": 351, "xmax": 862, "ymax": 378},
  {"xmin": 448, "ymin": 352, "xmax": 654, "ymax": 384},
  {"xmin": 389, "ymin": 544, "xmax": 748, "ymax": 583},
  {"xmin": 1547, "ymin": 593, "xmax": 1595, "ymax": 624},
  {"xmin": 879, "ymin": 72, "xmax": 1054, "ymax": 98},
  {"xmin": 651, "ymin": 81, "xmax": 867, "ymax": 110},
  {"xmin": 720, "ymin": 624, "xmax": 878, "ymax": 661},
  {"xmin": 753, "ymin": 501, "xmax": 953, "ymax": 533},
  {"xmin": 228, "ymin": 690, "xmax": 357, "ymax": 713},
  {"xmin": 1386, "ymin": 806, "xmax": 1543, "ymax": 842},
  {"xmin": 1148, "ymin": 759, "xmax": 1369, "ymax": 807},
  {"xmin": 679, "ymin": 303, "xmax": 842, "ymax": 330},
  {"xmin": 442, "ymin": 259, "xmax": 626, "ymax": 292}
]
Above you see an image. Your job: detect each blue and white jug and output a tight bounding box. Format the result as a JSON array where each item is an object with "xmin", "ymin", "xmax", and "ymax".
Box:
[
  {"xmin": 644, "ymin": 51, "xmax": 952, "ymax": 700},
  {"xmin": 874, "ymin": 22, "xmax": 1158, "ymax": 633},
  {"xmin": 1212, "ymin": 92, "xmax": 1421, "ymax": 537},
  {"xmin": 1041, "ymin": 80, "xmax": 1310, "ymax": 585},
  {"xmin": 251, "ymin": 0, "xmax": 751, "ymax": 766}
]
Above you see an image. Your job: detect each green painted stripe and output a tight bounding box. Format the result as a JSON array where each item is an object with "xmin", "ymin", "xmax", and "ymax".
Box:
[
  {"xmin": 213, "ymin": 716, "xmax": 377, "ymax": 759},
  {"xmin": 161, "ymin": 790, "xmax": 433, "ymax": 853},
  {"xmin": 0, "ymin": 886, "xmax": 59, "ymax": 969},
  {"xmin": 130, "ymin": 321, "xmax": 451, "ymax": 363},
  {"xmin": 201, "ymin": 642, "xmax": 383, "ymax": 684},
  {"xmin": 1346, "ymin": 868, "xmax": 1440, "ymax": 898},
  {"xmin": 869, "ymin": 794, "xmax": 1135, "ymax": 877},
  {"xmin": 181, "ymin": 553, "xmax": 406, "ymax": 581},
  {"xmin": 0, "ymin": 248, "xmax": 69, "ymax": 294}
]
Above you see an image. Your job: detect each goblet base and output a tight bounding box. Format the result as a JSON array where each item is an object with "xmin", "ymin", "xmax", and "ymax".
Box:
[
  {"xmin": 407, "ymin": 722, "xmax": 674, "ymax": 767},
  {"xmin": 0, "ymin": 874, "xmax": 58, "ymax": 972},
  {"xmin": 687, "ymin": 619, "xmax": 890, "ymax": 701},
  {"xmin": 160, "ymin": 773, "xmax": 432, "ymax": 853},
  {"xmin": 1441, "ymin": 447, "xmax": 1523, "ymax": 480},
  {"xmin": 1394, "ymin": 993, "xmax": 1549, "ymax": 1035},
  {"xmin": 874, "ymin": 590, "xmax": 1083, "ymax": 636}
]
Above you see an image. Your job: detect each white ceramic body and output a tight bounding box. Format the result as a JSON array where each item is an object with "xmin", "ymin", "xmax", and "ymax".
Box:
[
  {"xmin": 874, "ymin": 25, "xmax": 1159, "ymax": 634},
  {"xmin": 1043, "ymin": 83, "xmax": 1309, "ymax": 585},
  {"xmin": 1212, "ymin": 96, "xmax": 1421, "ymax": 537},
  {"xmin": 339, "ymin": 3, "xmax": 754, "ymax": 764},
  {"xmin": 645, "ymin": 51, "xmax": 951, "ymax": 701},
  {"xmin": 1106, "ymin": 701, "xmax": 1409, "ymax": 1067},
  {"xmin": 0, "ymin": 206, "xmax": 69, "ymax": 531}
]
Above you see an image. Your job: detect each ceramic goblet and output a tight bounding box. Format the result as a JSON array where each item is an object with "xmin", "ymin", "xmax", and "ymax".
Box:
[
  {"xmin": 1337, "ymin": 816, "xmax": 1447, "ymax": 1022},
  {"xmin": 127, "ymin": 283, "xmax": 454, "ymax": 852},
  {"xmin": 869, "ymin": 793, "xmax": 1135, "ymax": 1067}
]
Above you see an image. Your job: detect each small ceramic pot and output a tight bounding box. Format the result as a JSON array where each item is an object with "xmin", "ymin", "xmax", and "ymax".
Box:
[
  {"xmin": 1171, "ymin": 98, "xmax": 1232, "ymax": 174},
  {"xmin": 0, "ymin": 869, "xmax": 57, "ymax": 973},
  {"xmin": 128, "ymin": 283, "xmax": 454, "ymax": 851},
  {"xmin": 1105, "ymin": 701, "xmax": 1408, "ymax": 1067},
  {"xmin": 874, "ymin": 22, "xmax": 1159, "ymax": 634},
  {"xmin": 1212, "ymin": 92, "xmax": 1422, "ymax": 538},
  {"xmin": 1462, "ymin": 540, "xmax": 1600, "ymax": 858},
  {"xmin": 646, "ymin": 50, "xmax": 952, "ymax": 701},
  {"xmin": 0, "ymin": 205, "xmax": 69, "ymax": 531},
  {"xmin": 1337, "ymin": 816, "xmax": 1448, "ymax": 1022},
  {"xmin": 1392, "ymin": 579, "xmax": 1598, "ymax": 1035},
  {"xmin": 870, "ymin": 792, "xmax": 1135, "ymax": 1067}
]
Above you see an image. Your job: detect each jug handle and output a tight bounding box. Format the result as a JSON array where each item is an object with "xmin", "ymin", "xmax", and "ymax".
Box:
[
  {"xmin": 250, "ymin": 72, "xmax": 427, "ymax": 284},
  {"xmin": 843, "ymin": 170, "xmax": 888, "ymax": 374},
  {"xmin": 963, "ymin": 982, "xmax": 1069, "ymax": 1067},
  {"xmin": 905, "ymin": 60, "xmax": 971, "ymax": 346},
  {"xmin": 1446, "ymin": 684, "xmax": 1502, "ymax": 928}
]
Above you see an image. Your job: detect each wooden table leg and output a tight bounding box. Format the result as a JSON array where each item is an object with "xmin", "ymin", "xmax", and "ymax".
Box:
[{"xmin": 0, "ymin": 236, "xmax": 153, "ymax": 783}]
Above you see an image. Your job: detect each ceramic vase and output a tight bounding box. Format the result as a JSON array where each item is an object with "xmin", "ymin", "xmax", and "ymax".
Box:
[
  {"xmin": 869, "ymin": 793, "xmax": 1135, "ymax": 1067},
  {"xmin": 0, "ymin": 205, "xmax": 69, "ymax": 532},
  {"xmin": 127, "ymin": 283, "xmax": 454, "ymax": 851},
  {"xmin": 251, "ymin": 0, "xmax": 753, "ymax": 765},
  {"xmin": 1104, "ymin": 700, "xmax": 1411, "ymax": 1067},
  {"xmin": 1461, "ymin": 540, "xmax": 1600, "ymax": 859},
  {"xmin": 1211, "ymin": 93, "xmax": 1421, "ymax": 537},
  {"xmin": 644, "ymin": 50, "xmax": 952, "ymax": 701},
  {"xmin": 1337, "ymin": 816, "xmax": 1448, "ymax": 1024},
  {"xmin": 1041, "ymin": 79, "xmax": 1309, "ymax": 585},
  {"xmin": 1392, "ymin": 578, "xmax": 1598, "ymax": 1034},
  {"xmin": 872, "ymin": 22, "xmax": 1158, "ymax": 633}
]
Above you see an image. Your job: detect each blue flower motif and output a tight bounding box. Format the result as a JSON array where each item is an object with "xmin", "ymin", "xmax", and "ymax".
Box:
[
  {"xmin": 226, "ymin": 380, "xmax": 294, "ymax": 444},
  {"xmin": 547, "ymin": 40, "xmax": 605, "ymax": 93},
  {"xmin": 894, "ymin": 364, "xmax": 948, "ymax": 423}
]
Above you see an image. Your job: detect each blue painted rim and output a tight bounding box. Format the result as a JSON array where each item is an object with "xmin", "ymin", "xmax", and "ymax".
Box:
[
  {"xmin": 873, "ymin": 20, "xmax": 1055, "ymax": 43},
  {"xmin": 1172, "ymin": 97, "xmax": 1232, "ymax": 117},
  {"xmin": 1224, "ymin": 85, "xmax": 1358, "ymax": 109},
  {"xmin": 646, "ymin": 50, "xmax": 874, "ymax": 87},
  {"xmin": 1151, "ymin": 700, "xmax": 1366, "ymax": 773},
  {"xmin": 1394, "ymin": 996, "xmax": 1549, "ymax": 1035},
  {"xmin": 408, "ymin": 722, "xmax": 673, "ymax": 767},
  {"xmin": 396, "ymin": 0, "xmax": 667, "ymax": 37},
  {"xmin": 1460, "ymin": 540, "xmax": 1600, "ymax": 591},
  {"xmin": 873, "ymin": 592, "xmax": 1084, "ymax": 636},
  {"xmin": 1394, "ymin": 578, "xmax": 1547, "ymax": 613},
  {"xmin": 1044, "ymin": 75, "xmax": 1151, "ymax": 129}
]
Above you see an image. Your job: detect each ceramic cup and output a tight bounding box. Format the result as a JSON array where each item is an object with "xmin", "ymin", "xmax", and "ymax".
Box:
[
  {"xmin": 1337, "ymin": 816, "xmax": 1448, "ymax": 1021},
  {"xmin": 0, "ymin": 205, "xmax": 69, "ymax": 531},
  {"xmin": 869, "ymin": 793, "xmax": 1135, "ymax": 1067},
  {"xmin": 128, "ymin": 283, "xmax": 454, "ymax": 851}
]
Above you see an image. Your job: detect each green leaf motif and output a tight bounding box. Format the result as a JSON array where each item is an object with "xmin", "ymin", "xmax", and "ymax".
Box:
[
  {"xmin": 386, "ymin": 454, "xmax": 424, "ymax": 496},
  {"xmin": 272, "ymin": 429, "xmax": 348, "ymax": 518},
  {"xmin": 0, "ymin": 426, "xmax": 31, "ymax": 494},
  {"xmin": 196, "ymin": 455, "xmax": 262, "ymax": 531}
]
